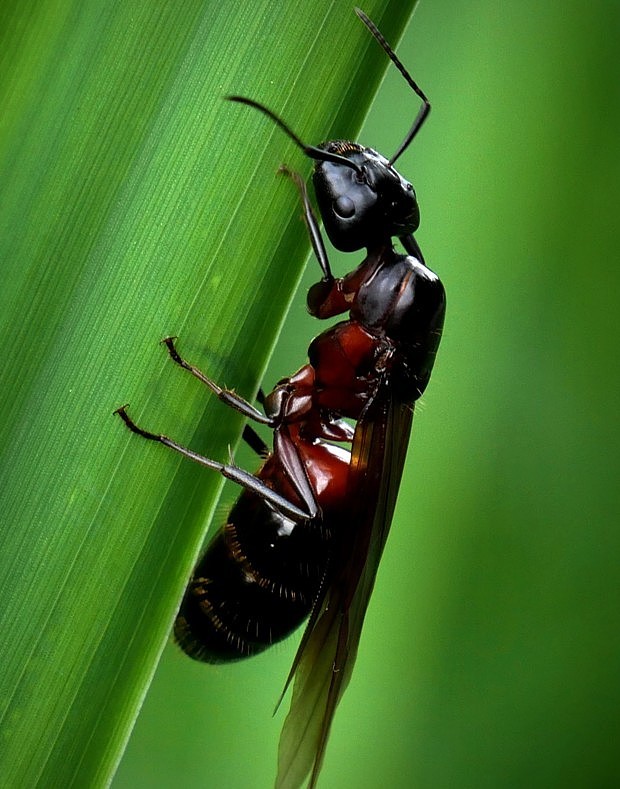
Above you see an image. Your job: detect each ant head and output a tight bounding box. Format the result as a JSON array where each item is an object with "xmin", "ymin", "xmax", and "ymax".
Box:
[
  {"xmin": 227, "ymin": 10, "xmax": 430, "ymax": 252},
  {"xmin": 312, "ymin": 141, "xmax": 419, "ymax": 251}
]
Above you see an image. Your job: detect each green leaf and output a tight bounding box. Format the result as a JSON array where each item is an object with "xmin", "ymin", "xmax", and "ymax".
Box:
[{"xmin": 0, "ymin": 1, "xmax": 416, "ymax": 785}]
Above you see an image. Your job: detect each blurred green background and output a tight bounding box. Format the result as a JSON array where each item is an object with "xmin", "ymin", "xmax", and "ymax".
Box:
[{"xmin": 113, "ymin": 1, "xmax": 620, "ymax": 787}]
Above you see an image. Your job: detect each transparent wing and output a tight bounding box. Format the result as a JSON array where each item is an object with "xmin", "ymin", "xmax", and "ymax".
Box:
[{"xmin": 276, "ymin": 383, "xmax": 414, "ymax": 788}]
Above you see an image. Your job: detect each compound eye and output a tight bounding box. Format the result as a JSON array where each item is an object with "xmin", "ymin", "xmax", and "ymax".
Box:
[{"xmin": 333, "ymin": 194, "xmax": 355, "ymax": 218}]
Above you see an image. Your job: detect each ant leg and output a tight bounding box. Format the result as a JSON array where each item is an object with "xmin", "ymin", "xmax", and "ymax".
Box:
[
  {"xmin": 114, "ymin": 406, "xmax": 310, "ymax": 522},
  {"xmin": 242, "ymin": 424, "xmax": 269, "ymax": 458},
  {"xmin": 279, "ymin": 166, "xmax": 333, "ymax": 282},
  {"xmin": 280, "ymin": 166, "xmax": 353, "ymax": 318},
  {"xmin": 400, "ymin": 233, "xmax": 426, "ymax": 265},
  {"xmin": 162, "ymin": 337, "xmax": 273, "ymax": 426},
  {"xmin": 272, "ymin": 424, "xmax": 320, "ymax": 520},
  {"xmin": 240, "ymin": 388, "xmax": 270, "ymax": 456}
]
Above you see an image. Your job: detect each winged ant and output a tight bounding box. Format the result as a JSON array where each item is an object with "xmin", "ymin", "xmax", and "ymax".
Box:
[{"xmin": 116, "ymin": 9, "xmax": 445, "ymax": 787}]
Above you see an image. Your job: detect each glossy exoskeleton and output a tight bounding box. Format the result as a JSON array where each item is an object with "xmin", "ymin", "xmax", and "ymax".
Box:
[{"xmin": 116, "ymin": 10, "xmax": 445, "ymax": 788}]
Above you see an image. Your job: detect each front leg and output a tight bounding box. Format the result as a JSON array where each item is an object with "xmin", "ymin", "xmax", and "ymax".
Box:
[
  {"xmin": 308, "ymin": 248, "xmax": 386, "ymax": 320},
  {"xmin": 399, "ymin": 233, "xmax": 426, "ymax": 265},
  {"xmin": 280, "ymin": 165, "xmax": 354, "ymax": 319},
  {"xmin": 279, "ymin": 165, "xmax": 333, "ymax": 283}
]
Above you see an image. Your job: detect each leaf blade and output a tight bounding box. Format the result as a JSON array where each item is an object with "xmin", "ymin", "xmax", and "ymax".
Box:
[{"xmin": 0, "ymin": 1, "xmax": 417, "ymax": 785}]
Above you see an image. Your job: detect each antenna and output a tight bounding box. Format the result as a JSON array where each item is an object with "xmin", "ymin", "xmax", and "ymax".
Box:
[
  {"xmin": 227, "ymin": 96, "xmax": 362, "ymax": 174},
  {"xmin": 355, "ymin": 8, "xmax": 430, "ymax": 165}
]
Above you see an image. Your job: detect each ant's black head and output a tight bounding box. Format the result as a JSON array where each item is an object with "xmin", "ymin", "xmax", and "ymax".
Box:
[
  {"xmin": 312, "ymin": 140, "xmax": 419, "ymax": 251},
  {"xmin": 227, "ymin": 9, "xmax": 430, "ymax": 252}
]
